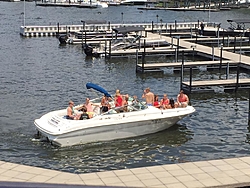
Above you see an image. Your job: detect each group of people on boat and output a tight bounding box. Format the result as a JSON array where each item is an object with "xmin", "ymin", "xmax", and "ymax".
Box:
[
  {"xmin": 142, "ymin": 87, "xmax": 189, "ymax": 109},
  {"xmin": 66, "ymin": 98, "xmax": 98, "ymax": 120},
  {"xmin": 66, "ymin": 88, "xmax": 189, "ymax": 120}
]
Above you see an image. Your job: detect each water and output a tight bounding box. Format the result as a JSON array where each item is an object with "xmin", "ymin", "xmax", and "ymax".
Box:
[{"xmin": 0, "ymin": 1, "xmax": 250, "ymax": 174}]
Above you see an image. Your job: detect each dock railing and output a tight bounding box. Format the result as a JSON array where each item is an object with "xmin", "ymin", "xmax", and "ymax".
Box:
[{"xmin": 20, "ymin": 21, "xmax": 219, "ymax": 37}]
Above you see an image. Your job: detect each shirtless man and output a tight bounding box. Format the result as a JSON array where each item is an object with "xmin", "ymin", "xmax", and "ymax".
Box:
[{"xmin": 142, "ymin": 87, "xmax": 154, "ymax": 106}]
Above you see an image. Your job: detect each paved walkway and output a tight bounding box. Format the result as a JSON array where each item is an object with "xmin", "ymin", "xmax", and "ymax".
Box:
[{"xmin": 0, "ymin": 156, "xmax": 250, "ymax": 188}]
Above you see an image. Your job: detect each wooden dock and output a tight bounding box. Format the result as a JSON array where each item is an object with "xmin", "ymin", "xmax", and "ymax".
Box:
[
  {"xmin": 135, "ymin": 32, "xmax": 250, "ymax": 93},
  {"xmin": 182, "ymin": 78, "xmax": 250, "ymax": 93},
  {"xmin": 20, "ymin": 21, "xmax": 217, "ymax": 37}
]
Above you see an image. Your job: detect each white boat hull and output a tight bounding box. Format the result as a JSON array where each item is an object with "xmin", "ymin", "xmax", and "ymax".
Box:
[{"xmin": 34, "ymin": 106, "xmax": 195, "ymax": 147}]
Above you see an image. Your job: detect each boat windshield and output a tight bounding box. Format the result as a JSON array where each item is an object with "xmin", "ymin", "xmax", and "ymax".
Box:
[{"xmin": 103, "ymin": 100, "xmax": 148, "ymax": 115}]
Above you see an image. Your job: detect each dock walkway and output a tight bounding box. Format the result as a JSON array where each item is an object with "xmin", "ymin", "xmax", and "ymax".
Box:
[
  {"xmin": 136, "ymin": 32, "xmax": 250, "ymax": 93},
  {"xmin": 1, "ymin": 157, "xmax": 250, "ymax": 187}
]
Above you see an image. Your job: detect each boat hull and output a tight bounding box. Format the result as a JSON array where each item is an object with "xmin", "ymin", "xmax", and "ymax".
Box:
[{"xmin": 34, "ymin": 106, "xmax": 195, "ymax": 147}]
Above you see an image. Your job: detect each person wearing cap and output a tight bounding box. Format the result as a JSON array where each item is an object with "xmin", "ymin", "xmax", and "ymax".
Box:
[{"xmin": 177, "ymin": 90, "xmax": 189, "ymax": 107}]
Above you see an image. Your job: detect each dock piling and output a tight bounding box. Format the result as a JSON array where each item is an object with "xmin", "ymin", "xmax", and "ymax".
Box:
[
  {"xmin": 170, "ymin": 25, "xmax": 172, "ymax": 37},
  {"xmin": 136, "ymin": 50, "xmax": 138, "ymax": 73},
  {"xmin": 109, "ymin": 40, "xmax": 111, "ymax": 58},
  {"xmin": 189, "ymin": 67, "xmax": 193, "ymax": 94},
  {"xmin": 180, "ymin": 50, "xmax": 184, "ymax": 90},
  {"xmin": 104, "ymin": 40, "xmax": 107, "ymax": 59},
  {"xmin": 234, "ymin": 36, "xmax": 236, "ymax": 53},
  {"xmin": 174, "ymin": 20, "xmax": 177, "ymax": 32},
  {"xmin": 219, "ymin": 44, "xmax": 223, "ymax": 74},
  {"xmin": 235, "ymin": 63, "xmax": 240, "ymax": 92},
  {"xmin": 248, "ymin": 89, "xmax": 250, "ymax": 125},
  {"xmin": 226, "ymin": 62, "xmax": 229, "ymax": 79},
  {"xmin": 57, "ymin": 23, "xmax": 59, "ymax": 38},
  {"xmin": 212, "ymin": 46, "xmax": 214, "ymax": 61}
]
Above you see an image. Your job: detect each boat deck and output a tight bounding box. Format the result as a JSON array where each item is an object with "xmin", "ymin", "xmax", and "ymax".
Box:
[{"xmin": 1, "ymin": 156, "xmax": 250, "ymax": 187}]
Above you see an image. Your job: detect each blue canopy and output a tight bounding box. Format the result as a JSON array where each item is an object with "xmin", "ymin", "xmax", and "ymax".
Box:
[{"xmin": 86, "ymin": 83, "xmax": 111, "ymax": 97}]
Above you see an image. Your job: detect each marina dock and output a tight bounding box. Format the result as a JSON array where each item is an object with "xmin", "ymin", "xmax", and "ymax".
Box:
[
  {"xmin": 19, "ymin": 22, "xmax": 215, "ymax": 37},
  {"xmin": 134, "ymin": 32, "xmax": 250, "ymax": 93},
  {"xmin": 20, "ymin": 22, "xmax": 250, "ymax": 93}
]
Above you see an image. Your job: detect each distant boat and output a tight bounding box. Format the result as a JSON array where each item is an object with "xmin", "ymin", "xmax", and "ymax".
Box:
[
  {"xmin": 200, "ymin": 19, "xmax": 250, "ymax": 37},
  {"xmin": 36, "ymin": 0, "xmax": 108, "ymax": 8},
  {"xmin": 120, "ymin": 0, "xmax": 148, "ymax": 5},
  {"xmin": 83, "ymin": 26, "xmax": 170, "ymax": 57}
]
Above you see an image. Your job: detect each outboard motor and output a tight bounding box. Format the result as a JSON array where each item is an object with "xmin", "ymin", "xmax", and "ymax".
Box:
[{"xmin": 83, "ymin": 43, "xmax": 93, "ymax": 56}]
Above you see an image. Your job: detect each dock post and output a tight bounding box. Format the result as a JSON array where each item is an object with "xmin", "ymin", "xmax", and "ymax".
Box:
[
  {"xmin": 104, "ymin": 40, "xmax": 107, "ymax": 59},
  {"xmin": 248, "ymin": 89, "xmax": 250, "ymax": 125},
  {"xmin": 219, "ymin": 44, "xmax": 223, "ymax": 74},
  {"xmin": 212, "ymin": 46, "xmax": 214, "ymax": 61},
  {"xmin": 109, "ymin": 40, "xmax": 111, "ymax": 58},
  {"xmin": 57, "ymin": 22, "xmax": 59, "ymax": 38},
  {"xmin": 226, "ymin": 62, "xmax": 229, "ymax": 79},
  {"xmin": 248, "ymin": 33, "xmax": 250, "ymax": 45},
  {"xmin": 222, "ymin": 29, "xmax": 225, "ymax": 46},
  {"xmin": 190, "ymin": 27, "xmax": 192, "ymax": 39},
  {"xmin": 171, "ymin": 36, "xmax": 173, "ymax": 49},
  {"xmin": 175, "ymin": 48, "xmax": 177, "ymax": 62},
  {"xmin": 170, "ymin": 25, "xmax": 172, "ymax": 37},
  {"xmin": 189, "ymin": 67, "xmax": 193, "ymax": 94},
  {"xmin": 175, "ymin": 20, "xmax": 177, "ymax": 32},
  {"xmin": 177, "ymin": 36, "xmax": 180, "ymax": 62},
  {"xmin": 227, "ymin": 36, "xmax": 229, "ymax": 47},
  {"xmin": 136, "ymin": 50, "xmax": 138, "ymax": 73},
  {"xmin": 142, "ymin": 52, "xmax": 145, "ymax": 73},
  {"xmin": 233, "ymin": 36, "xmax": 236, "ymax": 53},
  {"xmin": 235, "ymin": 63, "xmax": 240, "ymax": 92},
  {"xmin": 195, "ymin": 32, "xmax": 197, "ymax": 43},
  {"xmin": 85, "ymin": 30, "xmax": 87, "ymax": 44},
  {"xmin": 180, "ymin": 51, "xmax": 184, "ymax": 90},
  {"xmin": 151, "ymin": 21, "xmax": 154, "ymax": 33}
]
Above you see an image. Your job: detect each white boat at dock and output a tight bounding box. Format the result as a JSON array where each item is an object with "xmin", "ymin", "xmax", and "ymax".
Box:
[
  {"xmin": 83, "ymin": 26, "xmax": 170, "ymax": 57},
  {"xmin": 34, "ymin": 83, "xmax": 195, "ymax": 147}
]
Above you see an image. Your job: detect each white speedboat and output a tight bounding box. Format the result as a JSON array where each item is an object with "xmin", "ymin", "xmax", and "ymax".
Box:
[{"xmin": 34, "ymin": 83, "xmax": 195, "ymax": 147}]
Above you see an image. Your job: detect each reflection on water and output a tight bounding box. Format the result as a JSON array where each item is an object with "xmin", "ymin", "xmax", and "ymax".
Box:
[{"xmin": 32, "ymin": 124, "xmax": 193, "ymax": 173}]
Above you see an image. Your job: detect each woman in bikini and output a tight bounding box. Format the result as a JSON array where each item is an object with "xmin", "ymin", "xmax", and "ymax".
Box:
[
  {"xmin": 101, "ymin": 95, "xmax": 111, "ymax": 113},
  {"xmin": 177, "ymin": 90, "xmax": 189, "ymax": 107},
  {"xmin": 160, "ymin": 94, "xmax": 171, "ymax": 109}
]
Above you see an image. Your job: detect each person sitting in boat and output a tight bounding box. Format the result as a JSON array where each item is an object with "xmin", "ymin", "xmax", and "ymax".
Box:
[
  {"xmin": 101, "ymin": 94, "xmax": 111, "ymax": 113},
  {"xmin": 79, "ymin": 106, "xmax": 90, "ymax": 120},
  {"xmin": 153, "ymin": 95, "xmax": 161, "ymax": 108},
  {"xmin": 177, "ymin": 90, "xmax": 189, "ymax": 108},
  {"xmin": 123, "ymin": 95, "xmax": 129, "ymax": 112},
  {"xmin": 160, "ymin": 94, "xmax": 171, "ymax": 109},
  {"xmin": 84, "ymin": 97, "xmax": 99, "ymax": 118},
  {"xmin": 142, "ymin": 87, "xmax": 154, "ymax": 106},
  {"xmin": 132, "ymin": 95, "xmax": 139, "ymax": 104},
  {"xmin": 66, "ymin": 100, "xmax": 81, "ymax": 120},
  {"xmin": 114, "ymin": 89, "xmax": 124, "ymax": 113}
]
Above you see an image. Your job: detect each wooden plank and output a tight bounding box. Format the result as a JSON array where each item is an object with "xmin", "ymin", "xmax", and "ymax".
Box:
[
  {"xmin": 137, "ymin": 60, "xmax": 236, "ymax": 68},
  {"xmin": 182, "ymin": 78, "xmax": 250, "ymax": 87}
]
